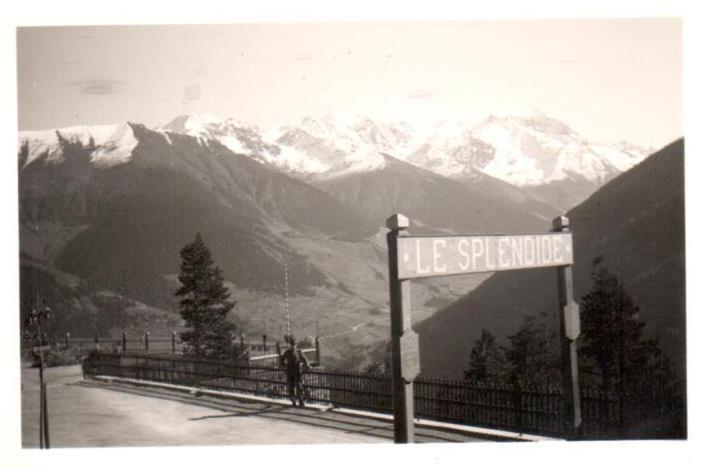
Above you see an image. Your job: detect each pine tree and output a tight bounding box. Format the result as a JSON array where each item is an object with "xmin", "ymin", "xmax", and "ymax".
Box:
[
  {"xmin": 175, "ymin": 233, "xmax": 237, "ymax": 360},
  {"xmin": 579, "ymin": 256, "xmax": 659, "ymax": 395},
  {"xmin": 503, "ymin": 313, "xmax": 560, "ymax": 386},
  {"xmin": 579, "ymin": 256, "xmax": 684, "ymax": 436},
  {"xmin": 464, "ymin": 330, "xmax": 506, "ymax": 383}
]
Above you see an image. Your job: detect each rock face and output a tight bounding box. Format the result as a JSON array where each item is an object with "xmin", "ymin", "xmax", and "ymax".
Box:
[{"xmin": 416, "ymin": 139, "xmax": 685, "ymax": 380}]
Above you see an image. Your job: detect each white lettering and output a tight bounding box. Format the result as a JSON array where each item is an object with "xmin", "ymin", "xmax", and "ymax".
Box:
[
  {"xmin": 415, "ymin": 239, "xmax": 431, "ymax": 275},
  {"xmin": 524, "ymin": 236, "xmax": 535, "ymax": 266},
  {"xmin": 472, "ymin": 238, "xmax": 484, "ymax": 269},
  {"xmin": 498, "ymin": 237, "xmax": 510, "ymax": 268},
  {"xmin": 535, "ymin": 236, "xmax": 541, "ymax": 264},
  {"xmin": 541, "ymin": 236, "xmax": 552, "ymax": 263},
  {"xmin": 552, "ymin": 236, "xmax": 564, "ymax": 263},
  {"xmin": 433, "ymin": 239, "xmax": 447, "ymax": 273},
  {"xmin": 511, "ymin": 237, "xmax": 523, "ymax": 267},
  {"xmin": 457, "ymin": 239, "xmax": 470, "ymax": 271},
  {"xmin": 552, "ymin": 236, "xmax": 563, "ymax": 262},
  {"xmin": 485, "ymin": 238, "xmax": 495, "ymax": 269}
]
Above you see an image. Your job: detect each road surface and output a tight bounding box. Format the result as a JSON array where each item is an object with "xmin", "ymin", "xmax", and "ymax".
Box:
[{"xmin": 21, "ymin": 364, "xmax": 487, "ymax": 447}]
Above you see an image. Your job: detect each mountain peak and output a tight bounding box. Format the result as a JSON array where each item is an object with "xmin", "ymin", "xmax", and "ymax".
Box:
[
  {"xmin": 160, "ymin": 114, "xmax": 224, "ymax": 136},
  {"xmin": 484, "ymin": 111, "xmax": 576, "ymax": 136},
  {"xmin": 19, "ymin": 123, "xmax": 137, "ymax": 168}
]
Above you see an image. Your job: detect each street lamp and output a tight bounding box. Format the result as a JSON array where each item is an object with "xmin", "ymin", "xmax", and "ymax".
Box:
[{"xmin": 23, "ymin": 305, "xmax": 52, "ymax": 449}]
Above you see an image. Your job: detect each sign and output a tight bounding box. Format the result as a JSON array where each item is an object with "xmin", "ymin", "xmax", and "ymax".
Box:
[
  {"xmin": 399, "ymin": 329, "xmax": 420, "ymax": 382},
  {"xmin": 563, "ymin": 302, "xmax": 581, "ymax": 340},
  {"xmin": 32, "ymin": 345, "xmax": 51, "ymax": 354},
  {"xmin": 396, "ymin": 233, "xmax": 573, "ymax": 280}
]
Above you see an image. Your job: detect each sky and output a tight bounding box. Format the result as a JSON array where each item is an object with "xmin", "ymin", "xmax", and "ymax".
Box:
[{"xmin": 17, "ymin": 19, "xmax": 682, "ymax": 149}]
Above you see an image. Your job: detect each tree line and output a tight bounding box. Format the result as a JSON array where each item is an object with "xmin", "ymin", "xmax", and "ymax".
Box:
[{"xmin": 463, "ymin": 255, "xmax": 685, "ymax": 437}]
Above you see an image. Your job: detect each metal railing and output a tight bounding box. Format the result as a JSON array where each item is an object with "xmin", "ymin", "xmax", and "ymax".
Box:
[
  {"xmin": 82, "ymin": 352, "xmax": 682, "ymax": 439},
  {"xmin": 50, "ymin": 333, "xmax": 315, "ymax": 361}
]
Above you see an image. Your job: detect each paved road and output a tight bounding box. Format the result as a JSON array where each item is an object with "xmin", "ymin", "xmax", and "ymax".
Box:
[{"xmin": 21, "ymin": 364, "xmax": 487, "ymax": 447}]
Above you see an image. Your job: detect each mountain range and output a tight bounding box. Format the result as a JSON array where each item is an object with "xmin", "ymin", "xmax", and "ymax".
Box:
[
  {"xmin": 160, "ymin": 112, "xmax": 651, "ymax": 211},
  {"xmin": 17, "ymin": 112, "xmax": 658, "ymax": 368}
]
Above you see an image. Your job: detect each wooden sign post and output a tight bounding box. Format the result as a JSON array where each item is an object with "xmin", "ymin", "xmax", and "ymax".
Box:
[
  {"xmin": 553, "ymin": 216, "xmax": 582, "ymax": 437},
  {"xmin": 386, "ymin": 214, "xmax": 416, "ymax": 443},
  {"xmin": 385, "ymin": 213, "xmax": 581, "ymax": 442}
]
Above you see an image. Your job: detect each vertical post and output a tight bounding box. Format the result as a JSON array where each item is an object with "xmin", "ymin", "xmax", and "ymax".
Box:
[
  {"xmin": 38, "ymin": 351, "xmax": 45, "ymax": 449},
  {"xmin": 64, "ymin": 332, "xmax": 70, "ymax": 349},
  {"xmin": 121, "ymin": 331, "xmax": 127, "ymax": 354},
  {"xmin": 553, "ymin": 216, "xmax": 582, "ymax": 439},
  {"xmin": 262, "ymin": 334, "xmax": 267, "ymax": 353},
  {"xmin": 276, "ymin": 340, "xmax": 281, "ymax": 358},
  {"xmin": 42, "ymin": 381, "xmax": 50, "ymax": 448},
  {"xmin": 172, "ymin": 331, "xmax": 177, "ymax": 355},
  {"xmin": 144, "ymin": 331, "xmax": 149, "ymax": 352},
  {"xmin": 315, "ymin": 337, "xmax": 321, "ymax": 367},
  {"xmin": 282, "ymin": 255, "xmax": 291, "ymax": 339},
  {"xmin": 618, "ymin": 318, "xmax": 626, "ymax": 437},
  {"xmin": 386, "ymin": 213, "xmax": 415, "ymax": 444},
  {"xmin": 94, "ymin": 332, "xmax": 99, "ymax": 351}
]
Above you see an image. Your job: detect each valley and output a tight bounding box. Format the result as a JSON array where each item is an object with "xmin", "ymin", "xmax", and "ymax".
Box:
[{"xmin": 17, "ymin": 112, "xmax": 660, "ymax": 371}]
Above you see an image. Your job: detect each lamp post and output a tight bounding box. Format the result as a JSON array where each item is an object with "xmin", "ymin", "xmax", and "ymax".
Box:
[{"xmin": 24, "ymin": 304, "xmax": 52, "ymax": 449}]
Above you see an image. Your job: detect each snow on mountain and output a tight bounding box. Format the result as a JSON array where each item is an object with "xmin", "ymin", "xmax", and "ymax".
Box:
[
  {"xmin": 166, "ymin": 111, "xmax": 650, "ymax": 188},
  {"xmin": 90, "ymin": 123, "xmax": 138, "ymax": 168},
  {"xmin": 404, "ymin": 113, "xmax": 651, "ymax": 187},
  {"xmin": 267, "ymin": 113, "xmax": 415, "ymax": 179},
  {"xmin": 160, "ymin": 112, "xmax": 417, "ymax": 179},
  {"xmin": 20, "ymin": 112, "xmax": 651, "ymax": 191},
  {"xmin": 159, "ymin": 114, "xmax": 280, "ymax": 162},
  {"xmin": 19, "ymin": 125, "xmax": 117, "ymax": 167},
  {"xmin": 19, "ymin": 124, "xmax": 138, "ymax": 168}
]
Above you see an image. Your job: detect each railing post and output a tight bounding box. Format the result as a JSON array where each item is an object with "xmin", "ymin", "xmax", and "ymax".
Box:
[
  {"xmin": 553, "ymin": 216, "xmax": 582, "ymax": 439},
  {"xmin": 144, "ymin": 331, "xmax": 150, "ymax": 352},
  {"xmin": 262, "ymin": 334, "xmax": 267, "ymax": 353},
  {"xmin": 64, "ymin": 332, "xmax": 70, "ymax": 349},
  {"xmin": 244, "ymin": 336, "xmax": 251, "ymax": 365},
  {"xmin": 514, "ymin": 378, "xmax": 524, "ymax": 431},
  {"xmin": 315, "ymin": 337, "xmax": 322, "ymax": 367},
  {"xmin": 172, "ymin": 331, "xmax": 176, "ymax": 355}
]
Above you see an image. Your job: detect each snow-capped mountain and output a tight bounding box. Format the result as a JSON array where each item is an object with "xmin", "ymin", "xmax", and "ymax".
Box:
[
  {"xmin": 404, "ymin": 112, "xmax": 651, "ymax": 187},
  {"xmin": 266, "ymin": 113, "xmax": 416, "ymax": 179},
  {"xmin": 157, "ymin": 113, "xmax": 418, "ymax": 180},
  {"xmin": 18, "ymin": 124, "xmax": 138, "ymax": 168},
  {"xmin": 156, "ymin": 112, "xmax": 650, "ymax": 191},
  {"xmin": 19, "ymin": 111, "xmax": 652, "ymax": 214},
  {"xmin": 159, "ymin": 114, "xmax": 281, "ymax": 162}
]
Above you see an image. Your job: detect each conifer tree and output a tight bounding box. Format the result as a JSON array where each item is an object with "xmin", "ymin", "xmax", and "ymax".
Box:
[
  {"xmin": 503, "ymin": 313, "xmax": 560, "ymax": 386},
  {"xmin": 175, "ymin": 233, "xmax": 237, "ymax": 360},
  {"xmin": 464, "ymin": 330, "xmax": 506, "ymax": 383},
  {"xmin": 580, "ymin": 256, "xmax": 667, "ymax": 395}
]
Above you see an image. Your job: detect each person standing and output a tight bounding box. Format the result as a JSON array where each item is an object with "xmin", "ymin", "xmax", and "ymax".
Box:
[{"xmin": 280, "ymin": 335, "xmax": 310, "ymax": 407}]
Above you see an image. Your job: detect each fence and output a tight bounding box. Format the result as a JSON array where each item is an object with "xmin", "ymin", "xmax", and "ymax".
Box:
[
  {"xmin": 83, "ymin": 352, "xmax": 681, "ymax": 439},
  {"xmin": 51, "ymin": 332, "xmax": 319, "ymax": 363}
]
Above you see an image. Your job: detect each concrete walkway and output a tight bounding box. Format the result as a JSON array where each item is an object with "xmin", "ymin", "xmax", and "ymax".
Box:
[{"xmin": 21, "ymin": 365, "xmax": 490, "ymax": 447}]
